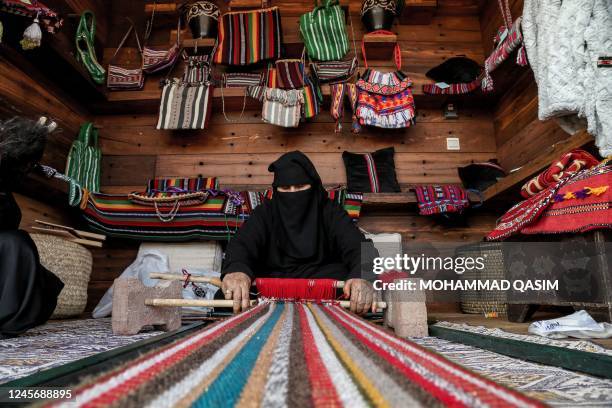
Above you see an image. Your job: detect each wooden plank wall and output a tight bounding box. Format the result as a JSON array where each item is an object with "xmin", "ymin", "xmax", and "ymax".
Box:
[
  {"xmin": 0, "ymin": 56, "xmax": 90, "ymax": 229},
  {"xmin": 480, "ymin": 0, "xmax": 572, "ymax": 172}
]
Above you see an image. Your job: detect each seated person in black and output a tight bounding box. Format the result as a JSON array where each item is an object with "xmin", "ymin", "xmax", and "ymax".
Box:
[
  {"xmin": 0, "ymin": 117, "xmax": 64, "ymax": 338},
  {"xmin": 221, "ymin": 151, "xmax": 378, "ymax": 315}
]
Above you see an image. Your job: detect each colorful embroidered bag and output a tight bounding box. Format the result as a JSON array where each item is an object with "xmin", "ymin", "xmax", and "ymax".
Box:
[
  {"xmin": 311, "ymin": 57, "xmax": 358, "ymax": 84},
  {"xmin": 142, "ymin": 2, "xmax": 180, "ymax": 74},
  {"xmin": 213, "ymin": 6, "xmax": 282, "ymax": 65},
  {"xmin": 157, "ymin": 52, "xmax": 214, "ymax": 130},
  {"xmin": 107, "ymin": 19, "xmax": 144, "ymax": 90},
  {"xmin": 355, "ymin": 32, "xmax": 416, "ymax": 129},
  {"xmin": 262, "ymin": 88, "xmax": 304, "ymax": 128},
  {"xmin": 300, "ymin": 0, "xmax": 349, "ymax": 61}
]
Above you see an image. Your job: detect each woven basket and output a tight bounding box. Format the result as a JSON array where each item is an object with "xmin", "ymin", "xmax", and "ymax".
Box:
[
  {"xmin": 30, "ymin": 234, "xmax": 93, "ymax": 318},
  {"xmin": 455, "ymin": 242, "xmax": 507, "ymax": 315}
]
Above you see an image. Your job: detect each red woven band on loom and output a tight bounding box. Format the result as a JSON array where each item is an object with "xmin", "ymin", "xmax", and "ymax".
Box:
[{"xmin": 255, "ymin": 278, "xmax": 338, "ymax": 301}]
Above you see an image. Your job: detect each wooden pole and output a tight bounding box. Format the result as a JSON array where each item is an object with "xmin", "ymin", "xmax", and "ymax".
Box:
[
  {"xmin": 144, "ymin": 298, "xmax": 386, "ymax": 309},
  {"xmin": 149, "ymin": 273, "xmax": 346, "ymax": 289},
  {"xmin": 150, "ymin": 273, "xmax": 223, "ymax": 288}
]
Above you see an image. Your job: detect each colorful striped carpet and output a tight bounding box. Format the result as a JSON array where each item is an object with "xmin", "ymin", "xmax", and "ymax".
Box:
[{"xmin": 49, "ymin": 302, "xmax": 543, "ymax": 408}]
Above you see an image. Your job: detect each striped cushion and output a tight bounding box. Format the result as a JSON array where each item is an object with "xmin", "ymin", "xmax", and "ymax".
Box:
[{"xmin": 342, "ymin": 147, "xmax": 401, "ymax": 193}]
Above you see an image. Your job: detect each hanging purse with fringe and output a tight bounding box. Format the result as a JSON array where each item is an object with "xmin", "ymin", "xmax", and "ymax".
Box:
[{"xmin": 262, "ymin": 88, "xmax": 304, "ymax": 128}]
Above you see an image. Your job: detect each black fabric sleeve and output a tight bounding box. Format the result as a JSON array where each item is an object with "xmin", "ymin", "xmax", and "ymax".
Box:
[
  {"xmin": 327, "ymin": 203, "xmax": 379, "ymax": 281},
  {"xmin": 221, "ymin": 205, "xmax": 269, "ymax": 281}
]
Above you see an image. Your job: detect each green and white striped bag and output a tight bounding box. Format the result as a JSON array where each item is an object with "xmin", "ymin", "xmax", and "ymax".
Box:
[
  {"xmin": 299, "ymin": 0, "xmax": 349, "ymax": 61},
  {"xmin": 65, "ymin": 123, "xmax": 101, "ymax": 203}
]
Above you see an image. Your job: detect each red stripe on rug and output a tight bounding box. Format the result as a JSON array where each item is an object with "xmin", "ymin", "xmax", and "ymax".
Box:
[
  {"xmin": 298, "ymin": 304, "xmax": 343, "ymax": 407},
  {"xmin": 321, "ymin": 305, "xmax": 466, "ymax": 407},
  {"xmin": 328, "ymin": 305, "xmax": 544, "ymax": 408}
]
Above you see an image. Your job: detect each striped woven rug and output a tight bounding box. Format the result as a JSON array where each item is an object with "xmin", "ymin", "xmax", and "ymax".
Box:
[{"xmin": 50, "ymin": 303, "xmax": 543, "ymax": 408}]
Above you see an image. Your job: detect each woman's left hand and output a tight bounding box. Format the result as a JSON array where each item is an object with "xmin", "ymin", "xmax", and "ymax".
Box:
[{"xmin": 344, "ymin": 278, "xmax": 374, "ymax": 315}]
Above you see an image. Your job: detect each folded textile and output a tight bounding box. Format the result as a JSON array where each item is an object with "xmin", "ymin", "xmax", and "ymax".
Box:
[
  {"xmin": 415, "ymin": 185, "xmax": 470, "ymax": 216},
  {"xmin": 520, "ymin": 149, "xmax": 600, "ymax": 197},
  {"xmin": 487, "ymin": 159, "xmax": 611, "ymax": 240},
  {"xmin": 521, "ymin": 160, "xmax": 611, "ymax": 235}
]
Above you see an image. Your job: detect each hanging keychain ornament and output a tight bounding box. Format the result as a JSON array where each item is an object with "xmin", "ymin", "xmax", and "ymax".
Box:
[{"xmin": 20, "ymin": 11, "xmax": 42, "ymax": 50}]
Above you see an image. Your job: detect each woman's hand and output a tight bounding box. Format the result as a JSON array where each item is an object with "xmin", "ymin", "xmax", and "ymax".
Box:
[
  {"xmin": 343, "ymin": 278, "xmax": 374, "ymax": 315},
  {"xmin": 221, "ymin": 272, "xmax": 252, "ymax": 313}
]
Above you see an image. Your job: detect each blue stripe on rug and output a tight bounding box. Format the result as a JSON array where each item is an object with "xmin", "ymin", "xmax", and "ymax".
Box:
[{"xmin": 191, "ymin": 303, "xmax": 284, "ymax": 408}]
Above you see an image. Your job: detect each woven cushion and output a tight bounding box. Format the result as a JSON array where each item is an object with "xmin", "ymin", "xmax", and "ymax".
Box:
[
  {"xmin": 342, "ymin": 147, "xmax": 401, "ymax": 193},
  {"xmin": 30, "ymin": 233, "xmax": 92, "ymax": 318},
  {"xmin": 139, "ymin": 241, "xmax": 223, "ymax": 273}
]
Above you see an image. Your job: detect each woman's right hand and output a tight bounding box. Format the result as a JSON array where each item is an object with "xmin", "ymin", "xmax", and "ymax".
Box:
[{"xmin": 221, "ymin": 272, "xmax": 252, "ymax": 313}]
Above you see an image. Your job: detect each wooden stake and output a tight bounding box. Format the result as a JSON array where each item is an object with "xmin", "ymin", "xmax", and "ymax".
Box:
[{"xmin": 144, "ymin": 298, "xmax": 386, "ymax": 309}]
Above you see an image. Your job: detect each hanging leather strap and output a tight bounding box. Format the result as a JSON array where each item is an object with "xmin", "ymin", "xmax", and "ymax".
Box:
[
  {"xmin": 497, "ymin": 0, "xmax": 512, "ymax": 28},
  {"xmin": 110, "ymin": 18, "xmax": 142, "ymax": 64},
  {"xmin": 361, "ymin": 30, "xmax": 401, "ymax": 70}
]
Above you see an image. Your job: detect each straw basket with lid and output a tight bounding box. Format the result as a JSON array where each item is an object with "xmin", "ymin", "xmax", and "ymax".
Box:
[{"xmin": 30, "ymin": 234, "xmax": 93, "ymax": 318}]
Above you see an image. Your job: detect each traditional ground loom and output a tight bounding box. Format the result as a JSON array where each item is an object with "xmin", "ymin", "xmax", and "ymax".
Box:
[
  {"xmin": 111, "ymin": 275, "xmax": 428, "ymax": 339},
  {"xmin": 56, "ymin": 302, "xmax": 544, "ymax": 408}
]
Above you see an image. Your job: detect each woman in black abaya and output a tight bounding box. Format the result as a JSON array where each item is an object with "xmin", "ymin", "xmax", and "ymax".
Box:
[
  {"xmin": 0, "ymin": 117, "xmax": 64, "ymax": 338},
  {"xmin": 221, "ymin": 151, "xmax": 378, "ymax": 315}
]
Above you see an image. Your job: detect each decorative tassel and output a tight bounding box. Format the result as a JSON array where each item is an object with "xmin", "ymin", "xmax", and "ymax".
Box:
[
  {"xmin": 335, "ymin": 121, "xmax": 342, "ymax": 133},
  {"xmin": 20, "ymin": 13, "xmax": 42, "ymax": 50},
  {"xmin": 481, "ymin": 71, "xmax": 494, "ymax": 93},
  {"xmin": 516, "ymin": 44, "xmax": 528, "ymax": 66}
]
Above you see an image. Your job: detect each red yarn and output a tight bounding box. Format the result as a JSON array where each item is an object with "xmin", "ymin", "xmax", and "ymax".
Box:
[{"xmin": 255, "ymin": 278, "xmax": 338, "ymax": 301}]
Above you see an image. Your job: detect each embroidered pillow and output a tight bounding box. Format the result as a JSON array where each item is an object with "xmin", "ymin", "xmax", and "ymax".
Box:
[
  {"xmin": 342, "ymin": 147, "xmax": 401, "ymax": 193},
  {"xmin": 146, "ymin": 177, "xmax": 218, "ymax": 194}
]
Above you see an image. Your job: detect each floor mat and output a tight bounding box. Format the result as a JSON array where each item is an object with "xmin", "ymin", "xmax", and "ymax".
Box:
[
  {"xmin": 0, "ymin": 318, "xmax": 162, "ymax": 384},
  {"xmin": 413, "ymin": 336, "xmax": 612, "ymax": 407},
  {"xmin": 433, "ymin": 321, "xmax": 612, "ymax": 355}
]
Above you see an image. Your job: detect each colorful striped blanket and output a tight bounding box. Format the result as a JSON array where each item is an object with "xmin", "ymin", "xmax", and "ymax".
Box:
[
  {"xmin": 48, "ymin": 302, "xmax": 542, "ymax": 408},
  {"xmin": 81, "ymin": 188, "xmax": 363, "ymax": 241}
]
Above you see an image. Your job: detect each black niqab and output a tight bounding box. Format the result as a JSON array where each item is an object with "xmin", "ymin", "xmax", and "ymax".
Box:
[{"xmin": 268, "ymin": 151, "xmax": 327, "ymax": 260}]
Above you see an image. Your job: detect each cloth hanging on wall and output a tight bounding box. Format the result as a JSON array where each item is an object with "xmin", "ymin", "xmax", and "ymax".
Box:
[
  {"xmin": 53, "ymin": 302, "xmax": 543, "ymax": 408},
  {"xmin": 522, "ymin": 0, "xmax": 612, "ymax": 157}
]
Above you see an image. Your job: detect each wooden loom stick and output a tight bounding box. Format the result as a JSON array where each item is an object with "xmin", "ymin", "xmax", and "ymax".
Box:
[
  {"xmin": 150, "ymin": 273, "xmax": 346, "ymax": 289},
  {"xmin": 150, "ymin": 273, "xmax": 223, "ymax": 288},
  {"xmin": 144, "ymin": 298, "xmax": 387, "ymax": 309}
]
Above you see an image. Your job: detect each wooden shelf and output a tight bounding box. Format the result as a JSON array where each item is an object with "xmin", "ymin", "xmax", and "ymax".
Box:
[
  {"xmin": 362, "ymin": 190, "xmax": 480, "ymax": 210},
  {"xmin": 481, "ymin": 130, "xmax": 594, "ymax": 201},
  {"xmin": 399, "ymin": 0, "xmax": 437, "ymax": 25}
]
